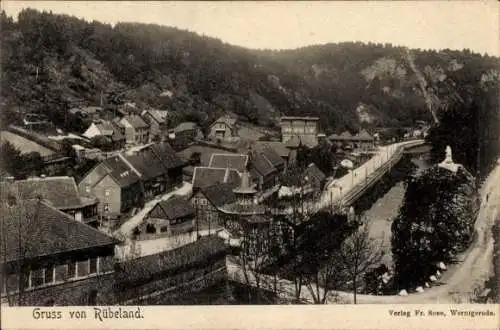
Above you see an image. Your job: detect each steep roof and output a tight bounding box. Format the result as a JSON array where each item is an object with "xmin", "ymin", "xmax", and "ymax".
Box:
[
  {"xmin": 254, "ymin": 144, "xmax": 285, "ymax": 168},
  {"xmin": 192, "ymin": 167, "xmax": 240, "ymax": 190},
  {"xmin": 200, "ymin": 183, "xmax": 237, "ymax": 207},
  {"xmin": 304, "ymin": 163, "xmax": 327, "ymax": 184},
  {"xmin": 149, "ymin": 142, "xmax": 185, "ymax": 169},
  {"xmin": 214, "ymin": 115, "xmax": 237, "ymax": 126},
  {"xmin": 101, "ymin": 155, "xmax": 141, "ymax": 187},
  {"xmin": 124, "ymin": 115, "xmax": 149, "ymax": 129},
  {"xmin": 209, "ymin": 153, "xmax": 249, "ymax": 173},
  {"xmin": 340, "ymin": 131, "xmax": 353, "ymax": 138},
  {"xmin": 284, "ymin": 135, "xmax": 302, "ymax": 148},
  {"xmin": 177, "ymin": 145, "xmax": 232, "ymax": 166},
  {"xmin": 126, "ymin": 150, "xmax": 166, "ymax": 181},
  {"xmin": 0, "ymin": 176, "xmax": 97, "ymax": 210},
  {"xmin": 149, "ymin": 196, "xmax": 195, "ymax": 220},
  {"xmin": 355, "ymin": 129, "xmax": 374, "ymax": 141},
  {"xmin": 250, "ymin": 151, "xmax": 277, "ymax": 177},
  {"xmin": 95, "ymin": 122, "xmax": 115, "ymax": 136},
  {"xmin": 255, "ymin": 141, "xmax": 290, "ymax": 158},
  {"xmin": 143, "ymin": 110, "xmax": 167, "ymax": 124},
  {"xmin": 0, "ymin": 200, "xmax": 117, "ymax": 263},
  {"xmin": 174, "ymin": 122, "xmax": 198, "ymax": 133}
]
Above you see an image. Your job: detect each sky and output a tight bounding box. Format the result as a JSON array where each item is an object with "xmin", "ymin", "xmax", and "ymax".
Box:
[{"xmin": 3, "ymin": 1, "xmax": 499, "ymax": 56}]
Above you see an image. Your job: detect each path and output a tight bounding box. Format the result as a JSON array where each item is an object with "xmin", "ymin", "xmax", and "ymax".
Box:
[
  {"xmin": 114, "ymin": 182, "xmax": 192, "ymax": 238},
  {"xmin": 229, "ymin": 160, "xmax": 500, "ymax": 304}
]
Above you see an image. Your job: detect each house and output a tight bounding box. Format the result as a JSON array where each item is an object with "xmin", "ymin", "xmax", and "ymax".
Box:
[
  {"xmin": 134, "ymin": 196, "xmax": 196, "ymax": 240},
  {"xmin": 0, "ymin": 199, "xmax": 117, "ymax": 306},
  {"xmin": 280, "ymin": 116, "xmax": 320, "ymax": 149},
  {"xmin": 78, "ymin": 154, "xmax": 143, "ymax": 218},
  {"xmin": 173, "ymin": 122, "xmax": 203, "ymax": 140},
  {"xmin": 118, "ymin": 115, "xmax": 150, "ymax": 145},
  {"xmin": 114, "ymin": 236, "xmax": 228, "ymax": 304},
  {"xmin": 254, "ymin": 141, "xmax": 293, "ymax": 169},
  {"xmin": 248, "ymin": 149, "xmax": 280, "ymax": 193},
  {"xmin": 141, "ymin": 109, "xmax": 168, "ymax": 142},
  {"xmin": 125, "ymin": 142, "xmax": 184, "ymax": 201},
  {"xmin": 191, "ymin": 167, "xmax": 241, "ymax": 191},
  {"xmin": 0, "ymin": 176, "xmax": 99, "ymax": 226},
  {"xmin": 82, "ymin": 121, "xmax": 126, "ymax": 149},
  {"xmin": 191, "ymin": 183, "xmax": 237, "ymax": 230},
  {"xmin": 207, "ymin": 115, "xmax": 239, "ymax": 142},
  {"xmin": 69, "ymin": 106, "xmax": 103, "ymax": 121},
  {"xmin": 252, "ymin": 144, "xmax": 285, "ymax": 174},
  {"xmin": 208, "ymin": 153, "xmax": 249, "ymax": 174},
  {"xmin": 329, "ymin": 130, "xmax": 374, "ymax": 151},
  {"xmin": 303, "ymin": 163, "xmax": 327, "ymax": 192}
]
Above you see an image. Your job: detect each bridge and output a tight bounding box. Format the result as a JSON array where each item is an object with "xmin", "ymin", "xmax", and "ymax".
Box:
[{"xmin": 275, "ymin": 139, "xmax": 425, "ymax": 215}]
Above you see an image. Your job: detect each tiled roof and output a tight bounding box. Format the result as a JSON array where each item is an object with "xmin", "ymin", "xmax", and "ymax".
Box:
[
  {"xmin": 149, "ymin": 142, "xmax": 185, "ymax": 169},
  {"xmin": 250, "ymin": 151, "xmax": 277, "ymax": 177},
  {"xmin": 254, "ymin": 144, "xmax": 284, "ymax": 168},
  {"xmin": 304, "ymin": 163, "xmax": 326, "ymax": 184},
  {"xmin": 95, "ymin": 122, "xmax": 115, "ymax": 136},
  {"xmin": 192, "ymin": 167, "xmax": 240, "ymax": 190},
  {"xmin": 149, "ymin": 195, "xmax": 195, "ymax": 220},
  {"xmin": 340, "ymin": 131, "xmax": 353, "ymax": 138},
  {"xmin": 209, "ymin": 153, "xmax": 249, "ymax": 173},
  {"xmin": 177, "ymin": 145, "xmax": 232, "ymax": 166},
  {"xmin": 255, "ymin": 141, "xmax": 290, "ymax": 158},
  {"xmin": 213, "ymin": 115, "xmax": 237, "ymax": 127},
  {"xmin": 0, "ymin": 199, "xmax": 117, "ymax": 263},
  {"xmin": 355, "ymin": 129, "xmax": 374, "ymax": 141},
  {"xmin": 284, "ymin": 135, "xmax": 302, "ymax": 148},
  {"xmin": 126, "ymin": 150, "xmax": 166, "ymax": 181},
  {"xmin": 0, "ymin": 176, "xmax": 97, "ymax": 210},
  {"xmin": 115, "ymin": 236, "xmax": 228, "ymax": 286},
  {"xmin": 200, "ymin": 183, "xmax": 237, "ymax": 207},
  {"xmin": 102, "ymin": 155, "xmax": 141, "ymax": 187},
  {"xmin": 124, "ymin": 115, "xmax": 149, "ymax": 129},
  {"xmin": 144, "ymin": 110, "xmax": 167, "ymax": 124},
  {"xmin": 174, "ymin": 122, "xmax": 198, "ymax": 133}
]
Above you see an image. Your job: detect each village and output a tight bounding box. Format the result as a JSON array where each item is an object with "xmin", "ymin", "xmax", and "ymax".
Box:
[{"xmin": 0, "ymin": 101, "xmax": 430, "ymax": 305}]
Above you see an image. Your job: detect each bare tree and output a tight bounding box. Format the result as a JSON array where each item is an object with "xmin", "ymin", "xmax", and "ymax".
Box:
[
  {"xmin": 1, "ymin": 183, "xmax": 44, "ymax": 306},
  {"xmin": 339, "ymin": 219, "xmax": 384, "ymax": 304}
]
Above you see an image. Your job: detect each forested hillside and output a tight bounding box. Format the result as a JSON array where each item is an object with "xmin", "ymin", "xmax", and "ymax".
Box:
[{"xmin": 1, "ymin": 9, "xmax": 499, "ymax": 176}]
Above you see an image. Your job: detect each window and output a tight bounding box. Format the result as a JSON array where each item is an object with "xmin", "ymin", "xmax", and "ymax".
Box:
[
  {"xmin": 104, "ymin": 203, "xmax": 109, "ymax": 212},
  {"xmin": 89, "ymin": 258, "xmax": 98, "ymax": 274},
  {"xmin": 31, "ymin": 268, "xmax": 44, "ymax": 287},
  {"xmin": 85, "ymin": 184, "xmax": 91, "ymax": 194},
  {"xmin": 104, "ymin": 189, "xmax": 110, "ymax": 197},
  {"xmin": 44, "ymin": 265, "xmax": 55, "ymax": 284},
  {"xmin": 68, "ymin": 261, "xmax": 77, "ymax": 279}
]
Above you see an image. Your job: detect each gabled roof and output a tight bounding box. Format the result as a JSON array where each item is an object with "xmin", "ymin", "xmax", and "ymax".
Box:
[
  {"xmin": 0, "ymin": 199, "xmax": 117, "ymax": 263},
  {"xmin": 101, "ymin": 155, "xmax": 141, "ymax": 187},
  {"xmin": 285, "ymin": 135, "xmax": 302, "ymax": 148},
  {"xmin": 125, "ymin": 150, "xmax": 166, "ymax": 181},
  {"xmin": 254, "ymin": 144, "xmax": 285, "ymax": 168},
  {"xmin": 255, "ymin": 141, "xmax": 290, "ymax": 158},
  {"xmin": 250, "ymin": 151, "xmax": 278, "ymax": 177},
  {"xmin": 200, "ymin": 183, "xmax": 237, "ymax": 208},
  {"xmin": 123, "ymin": 115, "xmax": 149, "ymax": 129},
  {"xmin": 340, "ymin": 131, "xmax": 353, "ymax": 138},
  {"xmin": 143, "ymin": 110, "xmax": 167, "ymax": 124},
  {"xmin": 209, "ymin": 153, "xmax": 249, "ymax": 173},
  {"xmin": 174, "ymin": 122, "xmax": 198, "ymax": 133},
  {"xmin": 192, "ymin": 167, "xmax": 240, "ymax": 190},
  {"xmin": 212, "ymin": 115, "xmax": 237, "ymax": 128},
  {"xmin": 0, "ymin": 176, "xmax": 97, "ymax": 210},
  {"xmin": 149, "ymin": 196, "xmax": 195, "ymax": 220},
  {"xmin": 304, "ymin": 163, "xmax": 326, "ymax": 184},
  {"xmin": 149, "ymin": 142, "xmax": 185, "ymax": 169},
  {"xmin": 177, "ymin": 145, "xmax": 233, "ymax": 166},
  {"xmin": 95, "ymin": 122, "xmax": 115, "ymax": 136},
  {"xmin": 355, "ymin": 129, "xmax": 374, "ymax": 141}
]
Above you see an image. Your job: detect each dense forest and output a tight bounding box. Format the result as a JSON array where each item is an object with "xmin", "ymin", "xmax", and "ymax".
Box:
[{"xmin": 1, "ymin": 9, "xmax": 499, "ymax": 177}]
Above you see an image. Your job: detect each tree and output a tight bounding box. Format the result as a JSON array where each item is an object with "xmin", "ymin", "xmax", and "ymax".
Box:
[
  {"xmin": 338, "ymin": 220, "xmax": 384, "ymax": 304},
  {"xmin": 1, "ymin": 184, "xmax": 45, "ymax": 306},
  {"xmin": 391, "ymin": 164, "xmax": 479, "ymax": 289},
  {"xmin": 0, "ymin": 141, "xmax": 22, "ymax": 177}
]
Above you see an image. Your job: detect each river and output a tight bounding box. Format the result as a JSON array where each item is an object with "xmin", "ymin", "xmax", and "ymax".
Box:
[{"xmin": 361, "ymin": 151, "xmax": 432, "ymax": 268}]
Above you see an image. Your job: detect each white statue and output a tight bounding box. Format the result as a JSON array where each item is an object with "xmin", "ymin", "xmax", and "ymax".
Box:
[{"xmin": 439, "ymin": 145, "xmax": 459, "ymax": 173}]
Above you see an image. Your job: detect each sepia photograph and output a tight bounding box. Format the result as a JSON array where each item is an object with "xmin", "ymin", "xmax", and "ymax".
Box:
[{"xmin": 0, "ymin": 0, "xmax": 499, "ymax": 329}]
